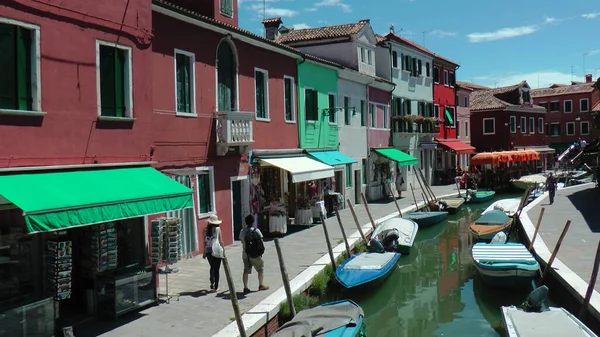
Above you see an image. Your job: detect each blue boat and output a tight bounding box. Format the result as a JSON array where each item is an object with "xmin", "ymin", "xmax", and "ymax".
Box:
[
  {"xmin": 335, "ymin": 252, "xmax": 401, "ymax": 289},
  {"xmin": 465, "ymin": 190, "xmax": 496, "ymax": 203},
  {"xmin": 402, "ymin": 211, "xmax": 448, "ymax": 227},
  {"xmin": 273, "ymin": 300, "xmax": 367, "ymax": 337},
  {"xmin": 472, "ymin": 242, "xmax": 539, "ymax": 287}
]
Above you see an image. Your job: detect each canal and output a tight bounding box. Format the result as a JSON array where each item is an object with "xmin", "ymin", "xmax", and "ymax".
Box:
[{"xmin": 329, "ymin": 193, "xmax": 553, "ymax": 337}]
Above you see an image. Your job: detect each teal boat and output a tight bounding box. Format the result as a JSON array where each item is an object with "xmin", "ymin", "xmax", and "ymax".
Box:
[
  {"xmin": 465, "ymin": 190, "xmax": 496, "ymax": 203},
  {"xmin": 472, "ymin": 242, "xmax": 540, "ymax": 287},
  {"xmin": 273, "ymin": 300, "xmax": 367, "ymax": 337},
  {"xmin": 402, "ymin": 211, "xmax": 448, "ymax": 227}
]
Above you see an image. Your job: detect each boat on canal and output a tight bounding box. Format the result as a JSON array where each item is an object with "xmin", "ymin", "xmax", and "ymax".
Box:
[
  {"xmin": 335, "ymin": 252, "xmax": 401, "ymax": 289},
  {"xmin": 464, "ymin": 190, "xmax": 496, "ymax": 203},
  {"xmin": 471, "ymin": 241, "xmax": 539, "ymax": 287},
  {"xmin": 511, "ymin": 173, "xmax": 547, "ymax": 190},
  {"xmin": 438, "ymin": 197, "xmax": 465, "ymax": 214},
  {"xmin": 469, "ymin": 209, "xmax": 513, "ymax": 242},
  {"xmin": 402, "ymin": 211, "xmax": 448, "ymax": 227},
  {"xmin": 273, "ymin": 299, "xmax": 367, "ymax": 337},
  {"xmin": 482, "ymin": 198, "xmax": 522, "ymax": 217},
  {"xmin": 369, "ymin": 217, "xmax": 418, "ymax": 254}
]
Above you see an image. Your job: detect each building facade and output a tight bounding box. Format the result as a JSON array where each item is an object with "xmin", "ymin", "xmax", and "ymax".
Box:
[{"xmin": 454, "ymin": 81, "xmax": 488, "ymax": 169}]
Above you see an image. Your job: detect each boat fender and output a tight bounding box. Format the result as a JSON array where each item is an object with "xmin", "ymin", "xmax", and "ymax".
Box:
[
  {"xmin": 368, "ymin": 239, "xmax": 385, "ymax": 253},
  {"xmin": 438, "ymin": 200, "xmax": 448, "ymax": 211},
  {"xmin": 520, "ymin": 285, "xmax": 549, "ymax": 312}
]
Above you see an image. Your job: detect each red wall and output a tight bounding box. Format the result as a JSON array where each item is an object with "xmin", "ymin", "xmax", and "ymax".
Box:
[
  {"xmin": 470, "ymin": 110, "xmax": 546, "ymax": 151},
  {"xmin": 0, "ymin": 0, "xmax": 154, "ymax": 168},
  {"xmin": 167, "ymin": 0, "xmax": 238, "ymax": 27},
  {"xmin": 433, "ymin": 63, "xmax": 457, "ymax": 139}
]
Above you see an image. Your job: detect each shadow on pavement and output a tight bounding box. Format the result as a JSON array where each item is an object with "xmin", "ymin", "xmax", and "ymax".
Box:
[
  {"xmin": 567, "ymin": 187, "xmax": 600, "ymax": 232},
  {"xmin": 72, "ymin": 312, "xmax": 148, "ymax": 337}
]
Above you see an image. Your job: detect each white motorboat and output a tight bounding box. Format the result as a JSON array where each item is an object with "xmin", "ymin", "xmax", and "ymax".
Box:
[{"xmin": 482, "ymin": 198, "xmax": 522, "ymax": 217}]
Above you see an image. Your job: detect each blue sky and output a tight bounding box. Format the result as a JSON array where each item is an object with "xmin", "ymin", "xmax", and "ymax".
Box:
[{"xmin": 237, "ymin": 0, "xmax": 600, "ymax": 88}]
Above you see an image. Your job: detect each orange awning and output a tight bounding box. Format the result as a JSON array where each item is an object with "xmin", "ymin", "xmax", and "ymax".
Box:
[{"xmin": 471, "ymin": 152, "xmax": 500, "ymax": 165}]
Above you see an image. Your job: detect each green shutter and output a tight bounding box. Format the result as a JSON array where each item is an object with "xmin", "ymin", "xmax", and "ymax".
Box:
[
  {"xmin": 217, "ymin": 43, "xmax": 234, "ymax": 112},
  {"xmin": 345, "ymin": 164, "xmax": 352, "ymax": 187},
  {"xmin": 176, "ymin": 53, "xmax": 192, "ymax": 113},
  {"xmin": 361, "ymin": 159, "xmax": 366, "ymax": 184},
  {"xmin": 284, "ymin": 78, "xmax": 292, "ymax": 120},
  {"xmin": 198, "ymin": 174, "xmax": 212, "ymax": 214},
  {"xmin": 312, "ymin": 90, "xmax": 319, "ymax": 121},
  {"xmin": 328, "ymin": 94, "xmax": 335, "ymax": 123},
  {"xmin": 0, "ymin": 23, "xmax": 17, "ymax": 109},
  {"xmin": 16, "ymin": 26, "xmax": 32, "ymax": 111},
  {"xmin": 255, "ymin": 71, "xmax": 265, "ymax": 118},
  {"xmin": 344, "ymin": 97, "xmax": 350, "ymax": 125}
]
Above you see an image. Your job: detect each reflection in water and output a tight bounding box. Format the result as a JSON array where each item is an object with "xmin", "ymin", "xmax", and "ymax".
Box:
[{"xmin": 338, "ymin": 194, "xmax": 539, "ymax": 337}]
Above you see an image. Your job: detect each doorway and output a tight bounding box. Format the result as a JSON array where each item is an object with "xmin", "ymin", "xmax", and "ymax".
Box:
[
  {"xmin": 231, "ymin": 177, "xmax": 249, "ymax": 240},
  {"xmin": 167, "ymin": 175, "xmax": 198, "ymax": 258},
  {"xmin": 354, "ymin": 170, "xmax": 361, "ymax": 204}
]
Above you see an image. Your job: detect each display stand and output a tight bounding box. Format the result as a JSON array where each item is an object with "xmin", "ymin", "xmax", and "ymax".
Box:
[
  {"xmin": 151, "ymin": 217, "xmax": 182, "ymax": 304},
  {"xmin": 47, "ymin": 239, "xmax": 73, "ymax": 301}
]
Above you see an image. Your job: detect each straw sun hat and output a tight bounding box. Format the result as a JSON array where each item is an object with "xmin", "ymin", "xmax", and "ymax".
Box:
[{"xmin": 207, "ymin": 214, "xmax": 222, "ymax": 225}]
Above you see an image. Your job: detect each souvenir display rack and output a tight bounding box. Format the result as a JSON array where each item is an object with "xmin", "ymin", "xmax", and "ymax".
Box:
[
  {"xmin": 151, "ymin": 217, "xmax": 182, "ymax": 303},
  {"xmin": 90, "ymin": 223, "xmax": 118, "ymax": 272},
  {"xmin": 47, "ymin": 240, "xmax": 73, "ymax": 301}
]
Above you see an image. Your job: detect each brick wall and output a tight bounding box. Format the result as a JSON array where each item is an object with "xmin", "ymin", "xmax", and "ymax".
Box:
[{"xmin": 251, "ymin": 313, "xmax": 280, "ymax": 337}]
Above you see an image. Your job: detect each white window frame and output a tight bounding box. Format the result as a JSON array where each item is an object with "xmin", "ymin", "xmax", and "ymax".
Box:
[
  {"xmin": 483, "ymin": 117, "xmax": 495, "ymax": 135},
  {"xmin": 254, "ymin": 67, "xmax": 270, "ymax": 121},
  {"xmin": 219, "ymin": 0, "xmax": 234, "ymax": 18},
  {"xmin": 367, "ymin": 50, "xmax": 373, "ymax": 65},
  {"xmin": 550, "ymin": 122, "xmax": 560, "ymax": 136},
  {"xmin": 520, "ymin": 116, "xmax": 527, "ymax": 134},
  {"xmin": 383, "ymin": 104, "xmax": 389, "ymax": 129},
  {"xmin": 580, "ymin": 98, "xmax": 589, "ymax": 112},
  {"xmin": 449, "ymin": 71, "xmax": 454, "ymax": 87},
  {"xmin": 539, "ymin": 101, "xmax": 547, "ymax": 111},
  {"xmin": 566, "ymin": 122, "xmax": 575, "ymax": 136},
  {"xmin": 564, "ymin": 99, "xmax": 572, "ymax": 113},
  {"xmin": 464, "ymin": 96, "xmax": 468, "ymax": 108},
  {"xmin": 509, "ymin": 116, "xmax": 516, "ymax": 133},
  {"xmin": 446, "ymin": 106, "xmax": 456, "ymax": 128},
  {"xmin": 529, "ymin": 117, "xmax": 535, "ymax": 134},
  {"xmin": 304, "ymin": 87, "xmax": 317, "ymax": 124},
  {"xmin": 283, "ymin": 75, "xmax": 296, "ymax": 123},
  {"xmin": 434, "ymin": 104, "xmax": 439, "ymax": 118},
  {"xmin": 173, "ymin": 48, "xmax": 197, "ymax": 117},
  {"xmin": 465, "ymin": 121, "xmax": 469, "ymax": 137},
  {"xmin": 0, "ymin": 17, "xmax": 43, "ymax": 116},
  {"xmin": 370, "ymin": 103, "xmax": 376, "ymax": 128},
  {"xmin": 328, "ymin": 92, "xmax": 337, "ymax": 125},
  {"xmin": 538, "ymin": 117, "xmax": 543, "ymax": 134},
  {"xmin": 443, "ymin": 69, "xmax": 449, "ymax": 86},
  {"xmin": 196, "ymin": 166, "xmax": 216, "ymax": 217},
  {"xmin": 581, "ymin": 121, "xmax": 590, "ymax": 135},
  {"xmin": 456, "ymin": 120, "xmax": 461, "ymax": 137},
  {"xmin": 360, "ymin": 48, "xmax": 366, "ymax": 63},
  {"xmin": 96, "ymin": 40, "xmax": 134, "ymax": 119},
  {"xmin": 550, "ymin": 100, "xmax": 559, "ymax": 112}
]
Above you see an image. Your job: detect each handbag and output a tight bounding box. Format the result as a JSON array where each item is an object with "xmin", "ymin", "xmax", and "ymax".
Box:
[{"xmin": 211, "ymin": 228, "xmax": 224, "ymax": 259}]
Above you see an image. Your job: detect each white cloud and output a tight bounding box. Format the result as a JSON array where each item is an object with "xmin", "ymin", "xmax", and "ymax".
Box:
[
  {"xmin": 292, "ymin": 23, "xmax": 311, "ymax": 29},
  {"xmin": 314, "ymin": 0, "xmax": 352, "ymax": 13},
  {"xmin": 589, "ymin": 49, "xmax": 600, "ymax": 56},
  {"xmin": 429, "ymin": 30, "xmax": 457, "ymax": 38},
  {"xmin": 582, "ymin": 12, "xmax": 600, "ymax": 19},
  {"xmin": 466, "ymin": 25, "xmax": 537, "ymax": 43},
  {"xmin": 543, "ymin": 16, "xmax": 557, "ymax": 24},
  {"xmin": 248, "ymin": 4, "xmax": 299, "ymax": 18},
  {"xmin": 304, "ymin": 7, "xmax": 317, "ymax": 12},
  {"xmin": 475, "ymin": 71, "xmax": 576, "ymax": 89}
]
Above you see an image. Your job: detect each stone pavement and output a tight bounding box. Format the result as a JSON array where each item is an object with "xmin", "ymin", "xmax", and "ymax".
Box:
[{"xmin": 84, "ymin": 184, "xmax": 461, "ymax": 337}]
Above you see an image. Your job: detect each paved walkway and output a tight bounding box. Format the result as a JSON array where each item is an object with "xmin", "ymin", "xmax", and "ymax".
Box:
[
  {"xmin": 84, "ymin": 184, "xmax": 461, "ymax": 337},
  {"xmin": 526, "ymin": 184, "xmax": 600, "ymax": 292}
]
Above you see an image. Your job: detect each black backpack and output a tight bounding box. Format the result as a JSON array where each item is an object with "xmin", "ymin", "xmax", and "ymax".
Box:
[{"xmin": 245, "ymin": 228, "xmax": 265, "ymax": 258}]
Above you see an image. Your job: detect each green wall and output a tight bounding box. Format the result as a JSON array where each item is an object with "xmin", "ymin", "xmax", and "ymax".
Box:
[{"xmin": 297, "ymin": 60, "xmax": 339, "ymax": 149}]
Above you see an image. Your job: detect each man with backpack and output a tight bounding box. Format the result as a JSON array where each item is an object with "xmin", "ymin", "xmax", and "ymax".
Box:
[{"xmin": 239, "ymin": 214, "xmax": 269, "ymax": 294}]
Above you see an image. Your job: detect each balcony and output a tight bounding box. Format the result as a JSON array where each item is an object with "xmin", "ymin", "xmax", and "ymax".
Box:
[
  {"xmin": 392, "ymin": 117, "xmax": 439, "ymax": 148},
  {"xmin": 215, "ymin": 111, "xmax": 254, "ymax": 156}
]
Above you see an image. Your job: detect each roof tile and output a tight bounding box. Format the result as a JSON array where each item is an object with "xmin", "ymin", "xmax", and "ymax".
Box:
[
  {"xmin": 531, "ymin": 83, "xmax": 595, "ymax": 98},
  {"xmin": 276, "ymin": 21, "xmax": 368, "ymax": 44},
  {"xmin": 455, "ymin": 81, "xmax": 490, "ymax": 91},
  {"xmin": 469, "ymin": 81, "xmax": 545, "ymax": 111}
]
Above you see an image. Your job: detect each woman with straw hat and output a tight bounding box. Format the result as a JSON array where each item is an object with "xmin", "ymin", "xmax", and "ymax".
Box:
[{"xmin": 203, "ymin": 214, "xmax": 225, "ymax": 292}]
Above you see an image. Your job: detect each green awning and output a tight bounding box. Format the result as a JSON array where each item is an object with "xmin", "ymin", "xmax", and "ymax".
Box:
[
  {"xmin": 0, "ymin": 166, "xmax": 194, "ymax": 233},
  {"xmin": 307, "ymin": 150, "xmax": 356, "ymax": 166},
  {"xmin": 373, "ymin": 148, "xmax": 418, "ymax": 167}
]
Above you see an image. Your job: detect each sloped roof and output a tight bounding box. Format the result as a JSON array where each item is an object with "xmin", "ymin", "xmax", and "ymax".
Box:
[
  {"xmin": 470, "ymin": 81, "xmax": 545, "ymax": 111},
  {"xmin": 456, "ymin": 81, "xmax": 490, "ymax": 91},
  {"xmin": 592, "ymin": 101, "xmax": 600, "ymax": 112},
  {"xmin": 378, "ymin": 33, "xmax": 459, "ymax": 67},
  {"xmin": 276, "ymin": 20, "xmax": 370, "ymax": 44},
  {"xmin": 531, "ymin": 83, "xmax": 595, "ymax": 98}
]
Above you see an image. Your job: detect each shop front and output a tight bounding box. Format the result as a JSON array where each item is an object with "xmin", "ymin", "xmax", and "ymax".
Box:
[
  {"xmin": 435, "ymin": 139, "xmax": 476, "ymax": 185},
  {"xmin": 514, "ymin": 146, "xmax": 556, "ymax": 172},
  {"xmin": 249, "ymin": 150, "xmax": 335, "ymax": 236},
  {"xmin": 0, "ymin": 165, "xmax": 194, "ymax": 336},
  {"xmin": 368, "ymin": 148, "xmax": 419, "ymax": 201},
  {"xmin": 306, "ymin": 150, "xmax": 356, "ymax": 216}
]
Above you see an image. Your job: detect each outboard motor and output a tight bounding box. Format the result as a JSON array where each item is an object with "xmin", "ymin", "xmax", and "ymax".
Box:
[
  {"xmin": 438, "ymin": 200, "xmax": 448, "ymax": 211},
  {"xmin": 381, "ymin": 229, "xmax": 400, "ymax": 252},
  {"xmin": 520, "ymin": 285, "xmax": 549, "ymax": 312},
  {"xmin": 368, "ymin": 238, "xmax": 385, "ymax": 253}
]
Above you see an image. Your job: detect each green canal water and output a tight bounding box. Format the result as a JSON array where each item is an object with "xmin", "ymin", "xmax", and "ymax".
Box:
[{"xmin": 331, "ymin": 193, "xmax": 551, "ymax": 337}]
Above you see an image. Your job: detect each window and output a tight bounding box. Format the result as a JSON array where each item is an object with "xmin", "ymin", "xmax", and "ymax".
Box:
[
  {"xmin": 520, "ymin": 117, "xmax": 526, "ymax": 134},
  {"xmin": 581, "ymin": 121, "xmax": 590, "ymax": 135},
  {"xmin": 401, "ymin": 53, "xmax": 404, "ymax": 70},
  {"xmin": 417, "ymin": 60, "xmax": 422, "ymax": 75},
  {"xmin": 411, "ymin": 58, "xmax": 418, "ymax": 77},
  {"xmin": 392, "ymin": 51, "xmax": 398, "ymax": 68},
  {"xmin": 434, "ymin": 104, "xmax": 440, "ymax": 118},
  {"xmin": 550, "ymin": 123, "xmax": 561, "ymax": 136},
  {"xmin": 449, "ymin": 72, "xmax": 455, "ymax": 87},
  {"xmin": 564, "ymin": 100, "xmax": 572, "ymax": 113},
  {"xmin": 566, "ymin": 122, "xmax": 575, "ymax": 136},
  {"xmin": 344, "ymin": 96, "xmax": 351, "ymax": 125},
  {"xmin": 539, "ymin": 102, "xmax": 548, "ymax": 111},
  {"xmin": 392, "ymin": 97, "xmax": 402, "ymax": 117},
  {"xmin": 367, "ymin": 50, "xmax": 372, "ymax": 65},
  {"xmin": 483, "ymin": 118, "xmax": 495, "ymax": 135},
  {"xmin": 456, "ymin": 120, "xmax": 461, "ymax": 137},
  {"xmin": 509, "ymin": 116, "xmax": 516, "ymax": 133},
  {"xmin": 328, "ymin": 93, "xmax": 336, "ymax": 124},
  {"xmin": 0, "ymin": 21, "xmax": 41, "ymax": 112},
  {"xmin": 443, "ymin": 70, "xmax": 449, "ymax": 86},
  {"xmin": 404, "ymin": 55, "xmax": 410, "ymax": 72},
  {"xmin": 217, "ymin": 40, "xmax": 237, "ymax": 112},
  {"xmin": 549, "ymin": 101, "xmax": 560, "ymax": 112},
  {"xmin": 426, "ymin": 62, "xmax": 430, "ymax": 77},
  {"xmin": 361, "ymin": 159, "xmax": 367, "ymax": 184},
  {"xmin": 98, "ymin": 42, "xmax": 133, "ymax": 117},
  {"xmin": 537, "ymin": 117, "xmax": 543, "ymax": 134},
  {"xmin": 174, "ymin": 50, "xmax": 195, "ymax": 114},
  {"xmin": 445, "ymin": 107, "xmax": 455, "ymax": 126},
  {"xmin": 464, "ymin": 96, "xmax": 469, "ymax": 108},
  {"xmin": 529, "ymin": 117, "xmax": 535, "ymax": 133},
  {"xmin": 345, "ymin": 164, "xmax": 352, "ymax": 187},
  {"xmin": 403, "ymin": 99, "xmax": 412, "ymax": 115},
  {"xmin": 254, "ymin": 68, "xmax": 269, "ymax": 120},
  {"xmin": 220, "ymin": 0, "xmax": 233, "ymax": 16},
  {"xmin": 427, "ymin": 103, "xmax": 433, "ymax": 118},
  {"xmin": 197, "ymin": 168, "xmax": 215, "ymax": 215},
  {"xmin": 383, "ymin": 105, "xmax": 388, "ymax": 129},
  {"xmin": 465, "ymin": 121, "xmax": 469, "ymax": 137},
  {"xmin": 305, "ymin": 88, "xmax": 318, "ymax": 121},
  {"xmin": 360, "ymin": 100, "xmax": 366, "ymax": 126},
  {"xmin": 283, "ymin": 76, "xmax": 295, "ymax": 122},
  {"xmin": 522, "ymin": 90, "xmax": 530, "ymax": 104},
  {"xmin": 581, "ymin": 98, "xmax": 589, "ymax": 112},
  {"xmin": 417, "ymin": 101, "xmax": 424, "ymax": 116},
  {"xmin": 370, "ymin": 103, "xmax": 376, "ymax": 127},
  {"xmin": 434, "ymin": 67, "xmax": 440, "ymax": 83}
]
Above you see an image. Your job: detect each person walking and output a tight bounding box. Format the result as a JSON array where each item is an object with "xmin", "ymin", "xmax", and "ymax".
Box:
[
  {"xmin": 545, "ymin": 172, "xmax": 557, "ymax": 205},
  {"xmin": 395, "ymin": 170, "xmax": 404, "ymax": 198},
  {"xmin": 202, "ymin": 214, "xmax": 225, "ymax": 292},
  {"xmin": 239, "ymin": 214, "xmax": 269, "ymax": 294}
]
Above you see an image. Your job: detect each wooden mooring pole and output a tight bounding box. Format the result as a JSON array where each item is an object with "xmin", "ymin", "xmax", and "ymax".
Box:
[
  {"xmin": 334, "ymin": 208, "xmax": 352, "ymax": 257},
  {"xmin": 222, "ymin": 253, "xmax": 247, "ymax": 337},
  {"xmin": 409, "ymin": 183, "xmax": 419, "ymax": 211},
  {"xmin": 579, "ymin": 240, "xmax": 600, "ymax": 319},
  {"xmin": 360, "ymin": 193, "xmax": 377, "ymax": 229},
  {"xmin": 388, "ymin": 182, "xmax": 403, "ymax": 216},
  {"xmin": 319, "ymin": 212, "xmax": 336, "ymax": 269},
  {"xmin": 528, "ymin": 207, "xmax": 545, "ymax": 251},
  {"xmin": 346, "ymin": 200, "xmax": 367, "ymax": 242},
  {"xmin": 274, "ymin": 238, "xmax": 296, "ymax": 319},
  {"xmin": 540, "ymin": 220, "xmax": 572, "ymax": 284}
]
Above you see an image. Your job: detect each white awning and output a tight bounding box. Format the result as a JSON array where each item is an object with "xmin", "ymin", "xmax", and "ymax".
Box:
[{"xmin": 261, "ymin": 156, "xmax": 335, "ymax": 183}]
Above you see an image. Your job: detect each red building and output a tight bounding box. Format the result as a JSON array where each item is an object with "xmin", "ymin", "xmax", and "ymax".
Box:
[
  {"xmin": 152, "ymin": 0, "xmax": 301, "ymax": 247},
  {"xmin": 531, "ymin": 75, "xmax": 599, "ymax": 154}
]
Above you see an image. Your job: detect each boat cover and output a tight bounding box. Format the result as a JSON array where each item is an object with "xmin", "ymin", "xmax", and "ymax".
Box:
[
  {"xmin": 483, "ymin": 198, "xmax": 521, "ymax": 215},
  {"xmin": 472, "ymin": 243, "xmax": 537, "ymax": 264},
  {"xmin": 273, "ymin": 301, "xmax": 364, "ymax": 337},
  {"xmin": 503, "ymin": 306, "xmax": 596, "ymax": 337},
  {"xmin": 476, "ymin": 210, "xmax": 511, "ymax": 225},
  {"xmin": 343, "ymin": 252, "xmax": 397, "ymax": 270}
]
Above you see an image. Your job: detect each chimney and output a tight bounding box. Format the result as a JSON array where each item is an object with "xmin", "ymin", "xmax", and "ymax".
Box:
[
  {"xmin": 586, "ymin": 74, "xmax": 593, "ymax": 83},
  {"xmin": 262, "ymin": 17, "xmax": 283, "ymax": 41},
  {"xmin": 359, "ymin": 19, "xmax": 370, "ymax": 24}
]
